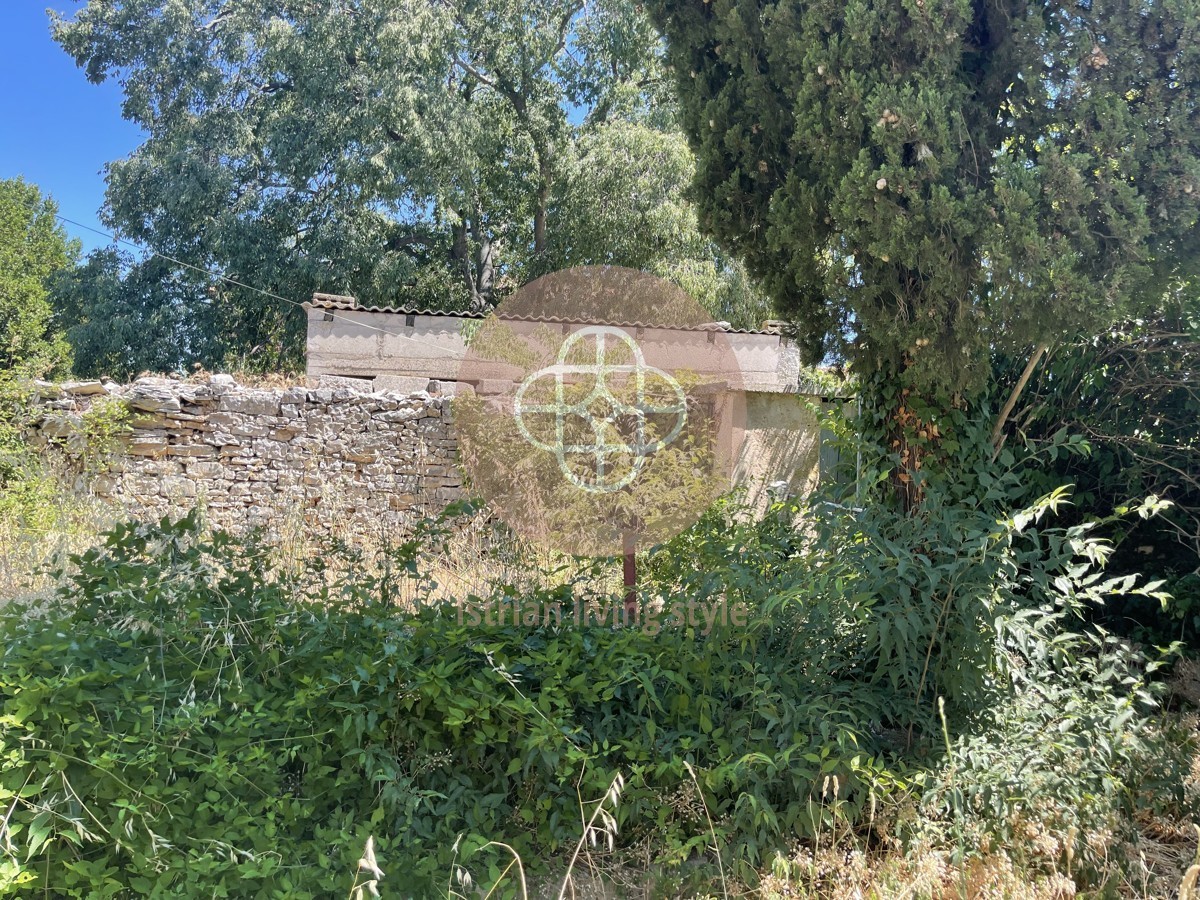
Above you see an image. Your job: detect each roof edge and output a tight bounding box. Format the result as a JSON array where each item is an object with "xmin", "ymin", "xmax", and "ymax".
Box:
[{"xmin": 308, "ymin": 293, "xmax": 784, "ymax": 335}]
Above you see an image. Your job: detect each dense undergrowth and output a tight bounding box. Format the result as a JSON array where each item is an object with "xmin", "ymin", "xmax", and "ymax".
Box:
[
  {"xmin": 1, "ymin": 447, "xmax": 1196, "ymax": 896},
  {"xmin": 0, "ymin": 380, "xmax": 1195, "ymax": 896}
]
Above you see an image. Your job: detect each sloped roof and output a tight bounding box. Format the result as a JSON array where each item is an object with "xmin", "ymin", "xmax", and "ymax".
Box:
[{"xmin": 307, "ymin": 293, "xmax": 785, "ymax": 336}]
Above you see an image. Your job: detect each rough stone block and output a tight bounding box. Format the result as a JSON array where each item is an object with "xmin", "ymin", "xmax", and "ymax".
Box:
[
  {"xmin": 166, "ymin": 445, "xmax": 215, "ymax": 458},
  {"xmin": 377, "ymin": 408, "xmax": 420, "ymax": 423},
  {"xmin": 219, "ymin": 393, "xmax": 281, "ymax": 416},
  {"xmin": 127, "ymin": 435, "xmax": 168, "ymax": 456},
  {"xmin": 89, "ymin": 475, "xmax": 118, "ymax": 496},
  {"xmin": 128, "ymin": 383, "xmax": 182, "ymax": 413},
  {"xmin": 188, "ymin": 461, "xmax": 224, "ymax": 478},
  {"xmin": 40, "ymin": 414, "xmax": 83, "ymax": 439},
  {"xmin": 229, "ymin": 423, "xmax": 269, "ymax": 438},
  {"xmin": 161, "ymin": 477, "xmax": 197, "ymax": 498}
]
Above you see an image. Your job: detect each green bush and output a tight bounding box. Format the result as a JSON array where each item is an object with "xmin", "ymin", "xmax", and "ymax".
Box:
[
  {"xmin": 0, "ymin": 378, "xmax": 124, "ymax": 590},
  {"xmin": 0, "ymin": 511, "xmax": 886, "ymax": 895},
  {"xmin": 0, "ymin": 377, "xmax": 61, "ymax": 534},
  {"xmin": 912, "ymin": 630, "xmax": 1197, "ymax": 886},
  {"xmin": 0, "ymin": 468, "xmax": 1191, "ymax": 895},
  {"xmin": 996, "ymin": 306, "xmax": 1200, "ymax": 647}
]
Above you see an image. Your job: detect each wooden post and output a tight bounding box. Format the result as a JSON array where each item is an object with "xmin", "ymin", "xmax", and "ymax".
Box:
[{"xmin": 622, "ymin": 529, "xmax": 638, "ymax": 624}]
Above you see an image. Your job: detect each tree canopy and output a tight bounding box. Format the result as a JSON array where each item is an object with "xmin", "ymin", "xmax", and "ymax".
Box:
[
  {"xmin": 52, "ymin": 248, "xmax": 214, "ymax": 381},
  {"xmin": 0, "ymin": 179, "xmax": 75, "ymax": 380},
  {"xmin": 52, "ymin": 0, "xmax": 767, "ymax": 370},
  {"xmin": 646, "ymin": 0, "xmax": 1200, "ymax": 395}
]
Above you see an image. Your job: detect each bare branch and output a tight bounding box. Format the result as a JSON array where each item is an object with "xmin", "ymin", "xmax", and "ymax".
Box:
[
  {"xmin": 991, "ymin": 341, "xmax": 1050, "ymax": 458},
  {"xmin": 452, "ymin": 55, "xmax": 501, "ymax": 93}
]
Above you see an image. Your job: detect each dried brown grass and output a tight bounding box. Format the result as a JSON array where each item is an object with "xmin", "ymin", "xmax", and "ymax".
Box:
[{"xmin": 0, "ymin": 479, "xmax": 119, "ymax": 607}]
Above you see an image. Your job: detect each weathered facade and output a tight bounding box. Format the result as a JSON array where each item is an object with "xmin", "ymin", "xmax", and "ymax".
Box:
[
  {"xmin": 21, "ymin": 297, "xmax": 832, "ymax": 537},
  {"xmin": 304, "ymin": 293, "xmax": 831, "ymax": 508},
  {"xmin": 304, "ymin": 293, "xmax": 804, "ymax": 395}
]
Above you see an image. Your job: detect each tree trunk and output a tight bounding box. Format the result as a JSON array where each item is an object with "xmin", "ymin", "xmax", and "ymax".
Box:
[
  {"xmin": 533, "ymin": 199, "xmax": 547, "ymax": 256},
  {"xmin": 622, "ymin": 530, "xmax": 638, "ymax": 623},
  {"xmin": 887, "ymin": 412, "xmax": 923, "ymax": 514},
  {"xmin": 870, "ymin": 363, "xmax": 935, "ymax": 514},
  {"xmin": 990, "ymin": 341, "xmax": 1050, "ymax": 459},
  {"xmin": 470, "ymin": 217, "xmax": 495, "ymax": 311},
  {"xmin": 450, "ymin": 219, "xmax": 480, "ymax": 310},
  {"xmin": 450, "ymin": 214, "xmax": 495, "ymax": 312}
]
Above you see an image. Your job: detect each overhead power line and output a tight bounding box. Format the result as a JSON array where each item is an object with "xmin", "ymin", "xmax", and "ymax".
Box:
[{"xmin": 52, "ymin": 214, "xmax": 461, "ymax": 356}]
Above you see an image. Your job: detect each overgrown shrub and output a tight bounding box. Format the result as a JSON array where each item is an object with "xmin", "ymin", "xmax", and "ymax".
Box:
[
  {"xmin": 0, "ymin": 511, "xmax": 883, "ymax": 895},
  {"xmin": 0, "ymin": 377, "xmax": 48, "ymax": 530},
  {"xmin": 1000, "ymin": 305, "xmax": 1200, "ymax": 647},
  {"xmin": 0, "ymin": 458, "xmax": 1191, "ymax": 895},
  {"xmin": 0, "ymin": 378, "xmax": 124, "ymax": 601},
  {"xmin": 911, "ymin": 633, "xmax": 1198, "ymax": 889},
  {"xmin": 2, "ymin": 387, "xmax": 134, "ymax": 497},
  {"xmin": 0, "ymin": 216, "xmax": 1188, "ymax": 896}
]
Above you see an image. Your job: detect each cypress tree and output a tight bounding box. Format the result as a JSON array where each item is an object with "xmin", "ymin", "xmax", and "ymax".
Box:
[{"xmin": 647, "ymin": 0, "xmax": 1200, "ymax": 477}]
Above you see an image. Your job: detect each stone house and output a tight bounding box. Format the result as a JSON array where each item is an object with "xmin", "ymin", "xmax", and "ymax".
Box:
[{"xmin": 304, "ymin": 292, "xmax": 837, "ymax": 509}]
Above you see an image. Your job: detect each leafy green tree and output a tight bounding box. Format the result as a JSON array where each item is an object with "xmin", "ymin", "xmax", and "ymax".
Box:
[
  {"xmin": 51, "ymin": 248, "xmax": 215, "ymax": 380},
  {"xmin": 0, "ymin": 179, "xmax": 76, "ymax": 527},
  {"xmin": 542, "ymin": 119, "xmax": 769, "ymax": 326},
  {"xmin": 544, "ymin": 122, "xmax": 702, "ymax": 275},
  {"xmin": 646, "ymin": 0, "xmax": 1200, "ymax": 427},
  {"xmin": 53, "ymin": 0, "xmax": 761, "ymax": 367},
  {"xmin": 0, "ymin": 179, "xmax": 75, "ymax": 380}
]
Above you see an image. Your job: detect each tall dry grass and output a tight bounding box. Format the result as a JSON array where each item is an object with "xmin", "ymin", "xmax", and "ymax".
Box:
[{"xmin": 0, "ymin": 478, "xmax": 119, "ymax": 607}]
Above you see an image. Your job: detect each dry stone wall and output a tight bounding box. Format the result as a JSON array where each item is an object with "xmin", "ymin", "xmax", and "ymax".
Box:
[{"xmin": 26, "ymin": 375, "xmax": 463, "ymax": 537}]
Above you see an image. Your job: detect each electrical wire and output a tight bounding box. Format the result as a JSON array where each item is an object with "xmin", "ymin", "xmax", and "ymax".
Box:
[{"xmin": 53, "ymin": 213, "xmax": 462, "ymax": 357}]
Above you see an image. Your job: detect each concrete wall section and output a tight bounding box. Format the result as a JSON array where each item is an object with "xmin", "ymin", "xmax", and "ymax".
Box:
[
  {"xmin": 306, "ymin": 309, "xmax": 467, "ymax": 383},
  {"xmin": 734, "ymin": 392, "xmax": 823, "ymax": 512},
  {"xmin": 305, "ymin": 308, "xmax": 803, "ymax": 397}
]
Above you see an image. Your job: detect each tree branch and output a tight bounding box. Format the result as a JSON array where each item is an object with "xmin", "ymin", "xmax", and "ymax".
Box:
[
  {"xmin": 991, "ymin": 341, "xmax": 1050, "ymax": 458},
  {"xmin": 452, "ymin": 55, "xmax": 501, "ymax": 93},
  {"xmin": 385, "ymin": 232, "xmax": 437, "ymax": 252}
]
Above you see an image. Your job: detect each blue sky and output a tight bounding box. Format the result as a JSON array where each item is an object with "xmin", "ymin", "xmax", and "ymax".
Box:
[{"xmin": 0, "ymin": 3, "xmax": 145, "ymax": 254}]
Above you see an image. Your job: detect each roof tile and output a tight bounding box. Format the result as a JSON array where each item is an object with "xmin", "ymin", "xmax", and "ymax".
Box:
[{"xmin": 306, "ymin": 293, "xmax": 782, "ymax": 335}]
